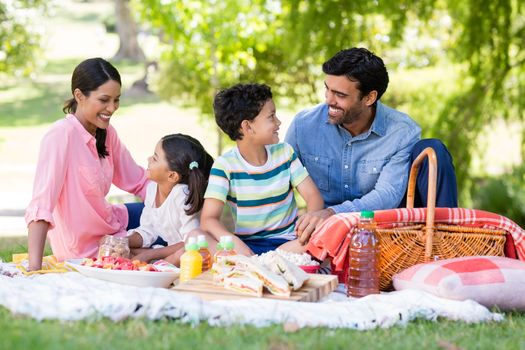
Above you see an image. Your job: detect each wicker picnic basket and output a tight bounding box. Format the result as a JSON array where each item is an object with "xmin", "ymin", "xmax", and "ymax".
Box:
[{"xmin": 376, "ymin": 147, "xmax": 507, "ymax": 290}]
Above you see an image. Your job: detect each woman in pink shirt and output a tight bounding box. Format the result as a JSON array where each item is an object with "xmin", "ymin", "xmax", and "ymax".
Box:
[{"xmin": 26, "ymin": 58, "xmax": 149, "ymax": 270}]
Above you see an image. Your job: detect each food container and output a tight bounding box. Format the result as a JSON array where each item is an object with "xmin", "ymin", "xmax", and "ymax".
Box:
[
  {"xmin": 98, "ymin": 235, "xmax": 130, "ymax": 259},
  {"xmin": 299, "ymin": 265, "xmax": 320, "ymax": 274}
]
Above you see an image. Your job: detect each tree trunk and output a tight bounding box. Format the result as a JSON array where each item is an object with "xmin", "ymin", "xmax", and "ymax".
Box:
[{"xmin": 113, "ymin": 0, "xmax": 145, "ymax": 62}]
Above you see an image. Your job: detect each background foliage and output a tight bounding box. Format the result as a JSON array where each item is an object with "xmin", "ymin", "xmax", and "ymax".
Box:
[
  {"xmin": 0, "ymin": 0, "xmax": 47, "ymax": 76},
  {"xmin": 134, "ymin": 0, "xmax": 524, "ymax": 209},
  {"xmin": 2, "ymin": 0, "xmax": 524, "ymax": 224}
]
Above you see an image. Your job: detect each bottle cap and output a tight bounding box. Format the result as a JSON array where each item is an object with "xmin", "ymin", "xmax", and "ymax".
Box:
[
  {"xmin": 197, "ymin": 235, "xmax": 209, "ymax": 248},
  {"xmin": 360, "ymin": 210, "xmax": 374, "ymax": 219},
  {"xmin": 224, "ymin": 241, "xmax": 234, "ymax": 250},
  {"xmin": 185, "ymin": 237, "xmax": 198, "ymax": 251}
]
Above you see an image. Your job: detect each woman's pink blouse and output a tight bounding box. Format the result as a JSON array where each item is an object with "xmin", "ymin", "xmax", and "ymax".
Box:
[{"xmin": 25, "ymin": 115, "xmax": 149, "ymax": 261}]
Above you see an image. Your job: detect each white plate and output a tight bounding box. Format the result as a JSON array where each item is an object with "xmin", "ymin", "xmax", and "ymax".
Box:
[{"xmin": 65, "ymin": 259, "xmax": 179, "ymax": 288}]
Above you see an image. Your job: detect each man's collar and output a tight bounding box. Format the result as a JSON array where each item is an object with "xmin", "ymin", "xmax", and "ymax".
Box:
[{"xmin": 370, "ymin": 100, "xmax": 386, "ymax": 137}]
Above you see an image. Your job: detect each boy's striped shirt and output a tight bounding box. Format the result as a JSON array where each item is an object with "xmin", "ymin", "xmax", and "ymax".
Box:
[{"xmin": 204, "ymin": 143, "xmax": 309, "ymax": 241}]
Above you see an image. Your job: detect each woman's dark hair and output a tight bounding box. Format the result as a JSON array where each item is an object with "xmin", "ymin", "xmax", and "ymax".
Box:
[
  {"xmin": 161, "ymin": 133, "xmax": 214, "ymax": 215},
  {"xmin": 213, "ymin": 83, "xmax": 272, "ymax": 140},
  {"xmin": 63, "ymin": 57, "xmax": 122, "ymax": 158},
  {"xmin": 322, "ymin": 47, "xmax": 389, "ymax": 102}
]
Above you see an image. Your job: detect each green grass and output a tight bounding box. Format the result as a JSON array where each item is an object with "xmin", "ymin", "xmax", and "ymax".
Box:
[
  {"xmin": 0, "ymin": 301, "xmax": 524, "ymax": 350},
  {"xmin": 0, "ymin": 236, "xmax": 51, "ymax": 262},
  {"xmin": 1, "ymin": 239, "xmax": 524, "ymax": 349}
]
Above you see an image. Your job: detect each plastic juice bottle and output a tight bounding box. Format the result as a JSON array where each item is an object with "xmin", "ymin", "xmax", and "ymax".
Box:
[
  {"xmin": 179, "ymin": 237, "xmax": 203, "ymax": 283},
  {"xmin": 346, "ymin": 210, "xmax": 380, "ymax": 298},
  {"xmin": 197, "ymin": 235, "xmax": 212, "ymax": 272},
  {"xmin": 212, "ymin": 242, "xmax": 223, "ymax": 264},
  {"xmin": 214, "ymin": 236, "xmax": 237, "ymax": 263}
]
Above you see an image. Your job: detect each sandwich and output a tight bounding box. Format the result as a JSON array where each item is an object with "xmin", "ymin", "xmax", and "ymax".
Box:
[
  {"xmin": 211, "ymin": 262, "xmax": 236, "ymax": 284},
  {"xmin": 265, "ymin": 252, "xmax": 309, "ymax": 290},
  {"xmin": 224, "ymin": 255, "xmax": 291, "ymax": 297},
  {"xmin": 223, "ymin": 276, "xmax": 263, "ymax": 297}
]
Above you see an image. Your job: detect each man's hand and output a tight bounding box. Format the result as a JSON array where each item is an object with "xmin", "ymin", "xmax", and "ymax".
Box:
[{"xmin": 295, "ymin": 208, "xmax": 335, "ymax": 245}]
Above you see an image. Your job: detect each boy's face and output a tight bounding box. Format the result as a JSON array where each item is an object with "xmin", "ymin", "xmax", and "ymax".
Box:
[{"xmin": 246, "ymin": 99, "xmax": 281, "ymax": 145}]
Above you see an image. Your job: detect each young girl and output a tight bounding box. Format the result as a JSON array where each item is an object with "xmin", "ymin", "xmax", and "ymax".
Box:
[{"xmin": 127, "ymin": 133, "xmax": 215, "ymax": 265}]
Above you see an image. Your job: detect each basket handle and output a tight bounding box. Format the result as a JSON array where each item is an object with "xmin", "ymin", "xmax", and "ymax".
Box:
[{"xmin": 406, "ymin": 147, "xmax": 437, "ymax": 260}]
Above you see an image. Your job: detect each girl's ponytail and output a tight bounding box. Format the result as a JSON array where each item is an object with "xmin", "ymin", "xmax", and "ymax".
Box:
[
  {"xmin": 185, "ymin": 162, "xmax": 207, "ymax": 215},
  {"xmin": 161, "ymin": 134, "xmax": 214, "ymax": 215}
]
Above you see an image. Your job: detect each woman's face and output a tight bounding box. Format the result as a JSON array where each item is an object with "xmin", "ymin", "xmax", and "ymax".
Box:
[{"xmin": 74, "ymin": 79, "xmax": 121, "ymax": 136}]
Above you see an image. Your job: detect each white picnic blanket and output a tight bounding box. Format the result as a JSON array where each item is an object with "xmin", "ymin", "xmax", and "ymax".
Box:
[{"xmin": 0, "ymin": 270, "xmax": 503, "ymax": 329}]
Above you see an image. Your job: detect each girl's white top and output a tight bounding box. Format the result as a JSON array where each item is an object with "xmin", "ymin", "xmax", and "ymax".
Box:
[{"xmin": 129, "ymin": 182, "xmax": 199, "ymax": 247}]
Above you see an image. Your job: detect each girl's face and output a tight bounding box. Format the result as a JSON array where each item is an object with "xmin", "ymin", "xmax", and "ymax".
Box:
[
  {"xmin": 74, "ymin": 79, "xmax": 121, "ymax": 136},
  {"xmin": 147, "ymin": 141, "xmax": 176, "ymax": 183}
]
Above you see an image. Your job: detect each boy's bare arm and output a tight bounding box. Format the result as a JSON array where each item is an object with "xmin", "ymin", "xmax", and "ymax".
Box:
[
  {"xmin": 295, "ymin": 176, "xmax": 326, "ymax": 244},
  {"xmin": 200, "ymin": 198, "xmax": 254, "ymax": 256}
]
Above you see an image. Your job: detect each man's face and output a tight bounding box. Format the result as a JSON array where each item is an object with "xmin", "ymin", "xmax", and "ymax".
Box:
[{"xmin": 324, "ymin": 74, "xmax": 368, "ymax": 126}]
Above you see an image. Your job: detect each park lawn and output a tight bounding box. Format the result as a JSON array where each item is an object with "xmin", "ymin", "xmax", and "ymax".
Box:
[{"xmin": 1, "ymin": 239, "xmax": 524, "ymax": 350}]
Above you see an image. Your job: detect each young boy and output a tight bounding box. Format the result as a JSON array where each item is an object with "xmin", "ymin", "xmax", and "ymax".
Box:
[{"xmin": 201, "ymin": 83, "xmax": 324, "ymax": 256}]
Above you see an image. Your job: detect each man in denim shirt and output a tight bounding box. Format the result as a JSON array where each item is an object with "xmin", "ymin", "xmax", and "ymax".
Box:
[{"xmin": 286, "ymin": 48, "xmax": 457, "ymax": 241}]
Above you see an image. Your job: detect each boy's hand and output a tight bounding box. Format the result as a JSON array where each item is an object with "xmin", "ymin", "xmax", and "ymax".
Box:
[{"xmin": 296, "ymin": 208, "xmax": 335, "ymax": 244}]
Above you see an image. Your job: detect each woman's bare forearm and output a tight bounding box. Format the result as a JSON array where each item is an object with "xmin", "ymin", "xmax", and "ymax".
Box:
[{"xmin": 27, "ymin": 220, "xmax": 49, "ymax": 270}]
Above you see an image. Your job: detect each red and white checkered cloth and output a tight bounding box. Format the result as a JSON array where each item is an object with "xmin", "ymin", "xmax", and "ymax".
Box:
[{"xmin": 306, "ymin": 208, "xmax": 525, "ymax": 273}]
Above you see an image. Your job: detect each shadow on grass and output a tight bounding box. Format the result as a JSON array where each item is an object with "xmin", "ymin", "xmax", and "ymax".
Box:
[
  {"xmin": 41, "ymin": 58, "xmax": 146, "ymax": 76},
  {"xmin": 41, "ymin": 58, "xmax": 84, "ymax": 75},
  {"xmin": 0, "ymin": 73, "xmax": 163, "ymax": 127},
  {"xmin": 0, "ymin": 82, "xmax": 67, "ymax": 127}
]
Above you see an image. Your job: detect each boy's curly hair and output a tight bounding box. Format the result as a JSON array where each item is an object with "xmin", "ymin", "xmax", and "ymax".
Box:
[{"xmin": 213, "ymin": 83, "xmax": 272, "ymax": 141}]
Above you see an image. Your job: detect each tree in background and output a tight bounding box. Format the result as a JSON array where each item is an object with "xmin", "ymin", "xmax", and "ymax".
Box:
[
  {"xmin": 0, "ymin": 0, "xmax": 47, "ymax": 75},
  {"xmin": 113, "ymin": 0, "xmax": 145, "ymax": 61},
  {"xmin": 136, "ymin": 0, "xmax": 287, "ymax": 154},
  {"xmin": 136, "ymin": 0, "xmax": 524, "ymax": 209}
]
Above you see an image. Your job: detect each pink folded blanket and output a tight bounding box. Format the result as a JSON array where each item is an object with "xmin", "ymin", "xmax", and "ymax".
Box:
[{"xmin": 306, "ymin": 208, "xmax": 525, "ymax": 273}]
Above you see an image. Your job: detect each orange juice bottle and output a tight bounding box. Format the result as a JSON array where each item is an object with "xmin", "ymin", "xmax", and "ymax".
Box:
[
  {"xmin": 197, "ymin": 235, "xmax": 212, "ymax": 272},
  {"xmin": 179, "ymin": 237, "xmax": 203, "ymax": 283},
  {"xmin": 214, "ymin": 236, "xmax": 237, "ymax": 263}
]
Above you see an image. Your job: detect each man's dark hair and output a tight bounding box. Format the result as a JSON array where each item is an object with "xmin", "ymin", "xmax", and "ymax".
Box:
[
  {"xmin": 213, "ymin": 83, "xmax": 272, "ymax": 141},
  {"xmin": 322, "ymin": 47, "xmax": 389, "ymax": 101}
]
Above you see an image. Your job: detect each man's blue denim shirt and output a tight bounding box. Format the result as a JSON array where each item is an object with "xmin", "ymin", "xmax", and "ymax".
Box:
[{"xmin": 285, "ymin": 101, "xmax": 421, "ymax": 213}]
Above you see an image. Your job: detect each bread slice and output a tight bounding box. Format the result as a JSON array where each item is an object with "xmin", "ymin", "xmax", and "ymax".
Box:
[
  {"xmin": 267, "ymin": 253, "xmax": 309, "ymax": 290},
  {"xmin": 224, "ymin": 255, "xmax": 291, "ymax": 297},
  {"xmin": 223, "ymin": 276, "xmax": 263, "ymax": 297}
]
